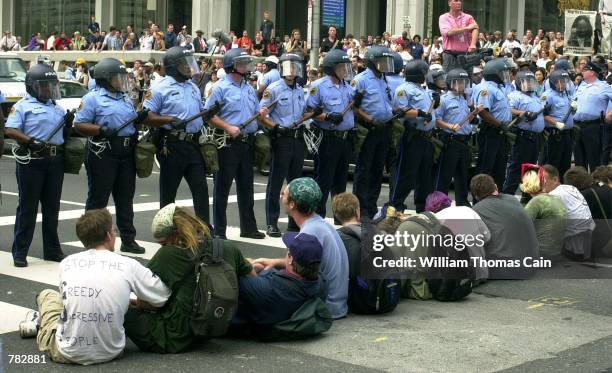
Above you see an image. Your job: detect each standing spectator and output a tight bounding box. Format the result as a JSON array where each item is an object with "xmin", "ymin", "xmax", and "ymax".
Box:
[
  {"xmin": 534, "ymin": 67, "xmax": 547, "ymax": 97},
  {"xmin": 177, "ymin": 25, "xmax": 191, "ymax": 47},
  {"xmin": 61, "ymin": 61, "xmax": 75, "ymax": 81},
  {"xmin": 427, "ymin": 37, "xmax": 444, "ymax": 62},
  {"xmin": 520, "ymin": 35, "xmax": 533, "ymax": 59},
  {"xmin": 286, "ymin": 29, "xmax": 307, "ymax": 59},
  {"xmin": 204, "ymin": 69, "xmax": 218, "ymax": 99},
  {"xmin": 439, "ymin": 0, "xmax": 480, "ymax": 71},
  {"xmin": 500, "ymin": 32, "xmax": 521, "ymax": 56},
  {"xmin": 88, "ymin": 15, "xmax": 99, "ymax": 33},
  {"xmin": 356, "ymin": 37, "xmax": 368, "ymax": 58},
  {"xmin": 600, "ymin": 0, "xmax": 612, "ymax": 56},
  {"xmin": 282, "ymin": 34, "xmax": 291, "ymax": 52},
  {"xmin": 421, "ymin": 37, "xmax": 432, "ymax": 60},
  {"xmin": 150, "ymin": 62, "xmax": 165, "ymax": 88},
  {"xmin": 183, "ymin": 35, "xmax": 194, "ymax": 50},
  {"xmin": 396, "ymin": 42, "xmax": 413, "ymax": 64},
  {"xmin": 101, "ymin": 26, "xmax": 115, "ymax": 50},
  {"xmin": 396, "ymin": 30, "xmax": 411, "ymax": 49},
  {"xmin": 259, "ymin": 10, "xmax": 275, "ymax": 44},
  {"xmin": 554, "ymin": 31, "xmax": 565, "ymax": 55},
  {"xmin": 410, "ymin": 35, "xmax": 424, "ymax": 59},
  {"xmin": 123, "ymin": 32, "xmax": 136, "ymax": 50},
  {"xmin": 266, "ymin": 36, "xmax": 280, "ymax": 56},
  {"xmin": 382, "ymin": 31, "xmax": 393, "ymax": 48},
  {"xmin": 139, "ymin": 29, "xmax": 153, "ymax": 51},
  {"xmin": 153, "ymin": 32, "xmax": 165, "ymax": 51},
  {"xmin": 252, "ymin": 31, "xmax": 265, "ymax": 56},
  {"xmin": 71, "ymin": 31, "xmax": 86, "ymax": 50},
  {"xmin": 366, "ymin": 35, "xmax": 374, "ymax": 46},
  {"xmin": 163, "ymin": 24, "xmax": 176, "ymax": 48},
  {"xmin": 52, "ymin": 32, "xmax": 71, "ymax": 51},
  {"xmin": 320, "ymin": 26, "xmax": 342, "ymax": 56},
  {"xmin": 74, "ymin": 58, "xmax": 87, "ymax": 83},
  {"xmin": 45, "ymin": 31, "xmax": 58, "ymax": 50},
  {"xmin": 536, "ymin": 49, "xmax": 552, "ymax": 69},
  {"xmin": 193, "ymin": 30, "xmax": 207, "ymax": 52}
]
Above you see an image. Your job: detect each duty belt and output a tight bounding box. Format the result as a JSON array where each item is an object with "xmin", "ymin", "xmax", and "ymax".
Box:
[
  {"xmin": 162, "ymin": 129, "xmax": 200, "ymax": 143},
  {"xmin": 109, "ymin": 136, "xmax": 136, "ymax": 148},
  {"xmin": 511, "ymin": 128, "xmax": 539, "ymax": 141},
  {"xmin": 33, "ymin": 144, "xmax": 63, "ymax": 158},
  {"xmin": 574, "ymin": 119, "xmax": 600, "ymax": 128},
  {"xmin": 277, "ymin": 127, "xmax": 303, "ymax": 139},
  {"xmin": 320, "ymin": 128, "xmax": 351, "ymax": 140},
  {"xmin": 232, "ymin": 133, "xmax": 255, "ymax": 143},
  {"xmin": 440, "ymin": 132, "xmax": 471, "ymax": 143},
  {"xmin": 360, "ymin": 119, "xmax": 390, "ymax": 131}
]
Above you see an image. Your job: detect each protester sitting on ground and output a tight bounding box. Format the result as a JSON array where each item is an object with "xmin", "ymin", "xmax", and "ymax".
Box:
[
  {"xmin": 22, "ymin": 209, "xmax": 171, "ymax": 365},
  {"xmin": 592, "ymin": 165, "xmax": 612, "ymax": 188},
  {"xmin": 333, "ymin": 193, "xmax": 362, "ymax": 279},
  {"xmin": 425, "ymin": 191, "xmax": 491, "ymax": 282},
  {"xmin": 124, "ymin": 204, "xmax": 254, "ymax": 353},
  {"xmin": 520, "ymin": 164, "xmax": 567, "ymax": 256},
  {"xmin": 563, "ymin": 166, "xmax": 612, "ymax": 258},
  {"xmin": 234, "ymin": 232, "xmax": 322, "ymax": 329},
  {"xmin": 470, "ymin": 174, "xmax": 539, "ymax": 278},
  {"xmin": 253, "ymin": 178, "xmax": 349, "ymax": 319},
  {"xmin": 541, "ymin": 165, "xmax": 595, "ymax": 261}
]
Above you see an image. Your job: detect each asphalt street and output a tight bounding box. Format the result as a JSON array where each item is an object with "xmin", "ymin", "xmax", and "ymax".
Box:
[{"xmin": 0, "ymin": 155, "xmax": 611, "ymax": 373}]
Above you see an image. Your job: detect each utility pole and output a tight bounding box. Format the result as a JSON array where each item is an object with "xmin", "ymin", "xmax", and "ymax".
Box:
[{"xmin": 308, "ymin": 0, "xmax": 321, "ymax": 68}]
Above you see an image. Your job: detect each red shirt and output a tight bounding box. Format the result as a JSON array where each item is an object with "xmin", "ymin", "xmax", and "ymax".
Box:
[
  {"xmin": 54, "ymin": 37, "xmax": 71, "ymax": 50},
  {"xmin": 238, "ymin": 36, "xmax": 253, "ymax": 49},
  {"xmin": 438, "ymin": 11, "xmax": 476, "ymax": 52}
]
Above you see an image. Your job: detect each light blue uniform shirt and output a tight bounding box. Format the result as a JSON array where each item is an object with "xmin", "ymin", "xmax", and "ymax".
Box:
[
  {"xmin": 87, "ymin": 74, "xmax": 97, "ymax": 91},
  {"xmin": 394, "ymin": 82, "xmax": 436, "ymax": 131},
  {"xmin": 144, "ymin": 76, "xmax": 205, "ymax": 133},
  {"xmin": 574, "ymin": 80, "xmax": 612, "ymax": 122},
  {"xmin": 474, "ymin": 81, "xmax": 512, "ymax": 125},
  {"xmin": 301, "ymin": 214, "xmax": 349, "ymax": 319},
  {"xmin": 544, "ymin": 78, "xmax": 576, "ymax": 97},
  {"xmin": 260, "ymin": 69, "xmax": 281, "ymax": 88},
  {"xmin": 74, "ymin": 87, "xmax": 137, "ymax": 136},
  {"xmin": 306, "ymin": 76, "xmax": 355, "ymax": 131},
  {"xmin": 386, "ymin": 74, "xmax": 404, "ymax": 98},
  {"xmin": 436, "ymin": 92, "xmax": 472, "ymax": 135},
  {"xmin": 204, "ymin": 75, "xmax": 260, "ymax": 134},
  {"xmin": 508, "ymin": 91, "xmax": 545, "ymax": 133},
  {"xmin": 261, "ymin": 79, "xmax": 305, "ymax": 128},
  {"xmin": 545, "ymin": 90, "xmax": 574, "ymax": 129},
  {"xmin": 6, "ymin": 95, "xmax": 66, "ymax": 145},
  {"xmin": 351, "ymin": 68, "xmax": 393, "ymax": 123}
]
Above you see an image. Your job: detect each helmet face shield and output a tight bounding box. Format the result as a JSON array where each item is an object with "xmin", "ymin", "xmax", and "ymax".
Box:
[
  {"xmin": 450, "ymin": 78, "xmax": 470, "ymax": 93},
  {"xmin": 32, "ymin": 80, "xmax": 61, "ymax": 101},
  {"xmin": 554, "ymin": 77, "xmax": 570, "ymax": 92},
  {"xmin": 110, "ymin": 73, "xmax": 130, "ymax": 93},
  {"xmin": 176, "ymin": 55, "xmax": 200, "ymax": 78},
  {"xmin": 280, "ymin": 60, "xmax": 303, "ymax": 78},
  {"xmin": 234, "ymin": 55, "xmax": 255, "ymax": 74},
  {"xmin": 519, "ymin": 76, "xmax": 537, "ymax": 92},
  {"xmin": 335, "ymin": 62, "xmax": 355, "ymax": 81},
  {"xmin": 501, "ymin": 70, "xmax": 512, "ymax": 84},
  {"xmin": 435, "ymin": 74, "xmax": 447, "ymax": 89},
  {"xmin": 374, "ymin": 55, "xmax": 394, "ymax": 74}
]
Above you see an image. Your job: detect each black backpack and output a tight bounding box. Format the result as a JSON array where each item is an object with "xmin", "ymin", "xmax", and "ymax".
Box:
[
  {"xmin": 190, "ymin": 238, "xmax": 239, "ymax": 338},
  {"xmin": 404, "ymin": 212, "xmax": 474, "ymax": 302},
  {"xmin": 338, "ymin": 225, "xmax": 400, "ymax": 314}
]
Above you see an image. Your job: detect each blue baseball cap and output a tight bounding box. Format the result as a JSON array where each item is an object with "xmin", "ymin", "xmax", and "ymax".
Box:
[{"xmin": 282, "ymin": 232, "xmax": 323, "ymax": 266}]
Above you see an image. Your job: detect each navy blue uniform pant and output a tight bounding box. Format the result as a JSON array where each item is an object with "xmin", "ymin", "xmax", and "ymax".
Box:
[
  {"xmin": 540, "ymin": 129, "xmax": 573, "ymax": 182},
  {"xmin": 314, "ymin": 131, "xmax": 351, "ymax": 218},
  {"xmin": 574, "ymin": 122, "xmax": 601, "ymax": 172},
  {"xmin": 435, "ymin": 134, "xmax": 471, "ymax": 206},
  {"xmin": 353, "ymin": 126, "xmax": 389, "ymax": 218},
  {"xmin": 477, "ymin": 126, "xmax": 508, "ymax": 192},
  {"xmin": 503, "ymin": 132, "xmax": 539, "ymax": 195}
]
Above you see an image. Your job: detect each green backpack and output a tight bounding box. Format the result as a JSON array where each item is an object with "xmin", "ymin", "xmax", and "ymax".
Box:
[
  {"xmin": 190, "ymin": 238, "xmax": 239, "ymax": 338},
  {"xmin": 257, "ymin": 284, "xmax": 333, "ymax": 342}
]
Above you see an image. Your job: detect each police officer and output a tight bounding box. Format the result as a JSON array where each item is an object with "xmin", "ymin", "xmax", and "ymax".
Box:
[
  {"xmin": 73, "ymin": 58, "xmax": 149, "ymax": 254},
  {"xmin": 306, "ymin": 49, "xmax": 356, "ymax": 220},
  {"xmin": 260, "ymin": 53, "xmax": 309, "ymax": 237},
  {"xmin": 502, "ymin": 58, "xmax": 518, "ymax": 95},
  {"xmin": 503, "ymin": 70, "xmax": 545, "ymax": 195},
  {"xmin": 387, "ymin": 60, "xmax": 436, "ymax": 213},
  {"xmin": 257, "ymin": 55, "xmax": 281, "ymax": 98},
  {"xmin": 205, "ymin": 48, "xmax": 268, "ymax": 239},
  {"xmin": 435, "ymin": 68, "xmax": 479, "ymax": 206},
  {"xmin": 143, "ymin": 47, "xmax": 216, "ymax": 225},
  {"xmin": 542, "ymin": 69, "xmax": 575, "ymax": 180},
  {"xmin": 574, "ymin": 62, "xmax": 612, "ymax": 171},
  {"xmin": 4, "ymin": 64, "xmax": 74, "ymax": 267},
  {"xmin": 544, "ymin": 59, "xmax": 576, "ymax": 97},
  {"xmin": 352, "ymin": 45, "xmax": 395, "ymax": 218},
  {"xmin": 473, "ymin": 58, "xmax": 513, "ymax": 191}
]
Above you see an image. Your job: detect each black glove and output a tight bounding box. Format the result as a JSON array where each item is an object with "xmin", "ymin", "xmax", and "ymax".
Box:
[
  {"xmin": 353, "ymin": 91, "xmax": 364, "ymax": 108},
  {"xmin": 432, "ymin": 92, "xmax": 441, "ymax": 109},
  {"xmin": 525, "ymin": 111, "xmax": 538, "ymax": 121},
  {"xmin": 543, "ymin": 104, "xmax": 552, "ymax": 116},
  {"xmin": 311, "ymin": 106, "xmax": 323, "ymax": 117},
  {"xmin": 326, "ymin": 112, "xmax": 344, "ymax": 125},
  {"xmin": 204, "ymin": 102, "xmax": 222, "ymax": 121},
  {"xmin": 64, "ymin": 110, "xmax": 75, "ymax": 127},
  {"xmin": 170, "ymin": 117, "xmax": 187, "ymax": 130},
  {"xmin": 27, "ymin": 137, "xmax": 45, "ymax": 152},
  {"xmin": 134, "ymin": 109, "xmax": 149, "ymax": 125},
  {"xmin": 417, "ymin": 109, "xmax": 432, "ymax": 122},
  {"xmin": 98, "ymin": 125, "xmax": 115, "ymax": 139}
]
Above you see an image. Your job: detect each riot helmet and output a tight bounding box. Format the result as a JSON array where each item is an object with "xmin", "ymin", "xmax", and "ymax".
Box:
[
  {"xmin": 549, "ymin": 69, "xmax": 571, "ymax": 92},
  {"xmin": 446, "ymin": 68, "xmax": 470, "ymax": 94},
  {"xmin": 163, "ymin": 46, "xmax": 200, "ymax": 80},
  {"xmin": 322, "ymin": 49, "xmax": 354, "ymax": 81},
  {"xmin": 515, "ymin": 70, "xmax": 537, "ymax": 93},
  {"xmin": 223, "ymin": 48, "xmax": 255, "ymax": 76},
  {"xmin": 93, "ymin": 58, "xmax": 130, "ymax": 93},
  {"xmin": 278, "ymin": 53, "xmax": 303, "ymax": 79},
  {"xmin": 364, "ymin": 46, "xmax": 395, "ymax": 74},
  {"xmin": 403, "ymin": 60, "xmax": 429, "ymax": 84},
  {"xmin": 25, "ymin": 63, "xmax": 61, "ymax": 101},
  {"xmin": 483, "ymin": 58, "xmax": 512, "ymax": 85}
]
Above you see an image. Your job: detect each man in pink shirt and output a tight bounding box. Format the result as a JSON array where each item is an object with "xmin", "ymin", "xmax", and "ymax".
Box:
[{"xmin": 439, "ymin": 0, "xmax": 479, "ymax": 71}]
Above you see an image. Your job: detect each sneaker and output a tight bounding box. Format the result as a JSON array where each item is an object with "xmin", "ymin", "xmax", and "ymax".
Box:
[
  {"xmin": 240, "ymin": 231, "xmax": 266, "ymax": 239},
  {"xmin": 266, "ymin": 225, "xmax": 282, "ymax": 238},
  {"xmin": 19, "ymin": 310, "xmax": 40, "ymax": 338},
  {"xmin": 120, "ymin": 242, "xmax": 145, "ymax": 254}
]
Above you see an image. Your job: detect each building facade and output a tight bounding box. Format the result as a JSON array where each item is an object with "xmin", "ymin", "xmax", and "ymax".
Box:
[{"xmin": 0, "ymin": 0, "xmax": 599, "ymax": 51}]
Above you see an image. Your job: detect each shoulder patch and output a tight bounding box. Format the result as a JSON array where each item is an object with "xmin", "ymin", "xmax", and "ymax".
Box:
[
  {"xmin": 77, "ymin": 100, "xmax": 84, "ymax": 111},
  {"xmin": 480, "ymin": 89, "xmax": 488, "ymax": 97},
  {"xmin": 350, "ymin": 80, "xmax": 357, "ymax": 88},
  {"xmin": 8, "ymin": 106, "xmax": 16, "ymax": 116},
  {"xmin": 397, "ymin": 90, "xmax": 405, "ymax": 97},
  {"xmin": 263, "ymin": 90, "xmax": 272, "ymax": 99},
  {"xmin": 144, "ymin": 90, "xmax": 152, "ymax": 101},
  {"xmin": 309, "ymin": 86, "xmax": 317, "ymax": 95}
]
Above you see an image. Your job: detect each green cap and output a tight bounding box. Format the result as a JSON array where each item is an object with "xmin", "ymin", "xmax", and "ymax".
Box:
[{"xmin": 287, "ymin": 177, "xmax": 322, "ymax": 211}]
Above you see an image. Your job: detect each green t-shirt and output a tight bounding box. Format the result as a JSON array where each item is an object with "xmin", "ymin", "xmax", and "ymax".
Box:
[
  {"xmin": 524, "ymin": 194, "xmax": 567, "ymax": 255},
  {"xmin": 126, "ymin": 239, "xmax": 252, "ymax": 353}
]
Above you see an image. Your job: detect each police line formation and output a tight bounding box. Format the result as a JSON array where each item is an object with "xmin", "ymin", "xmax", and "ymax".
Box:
[{"xmin": 4, "ymin": 45, "xmax": 612, "ymax": 270}]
